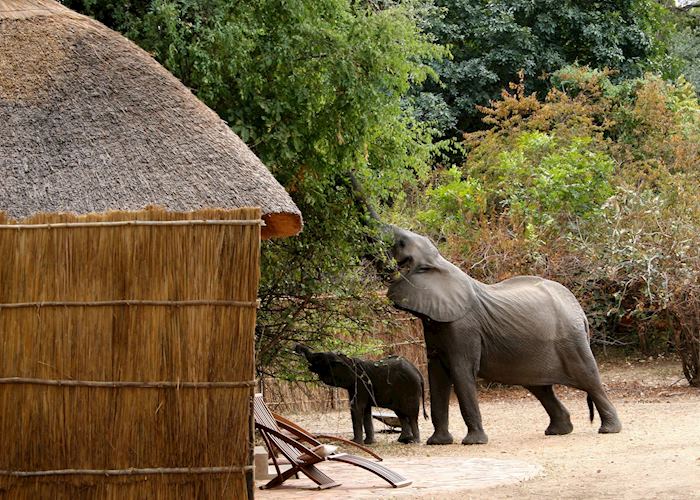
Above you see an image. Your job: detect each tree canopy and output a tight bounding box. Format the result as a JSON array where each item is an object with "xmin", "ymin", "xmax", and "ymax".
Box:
[{"xmin": 417, "ymin": 0, "xmax": 676, "ymax": 135}]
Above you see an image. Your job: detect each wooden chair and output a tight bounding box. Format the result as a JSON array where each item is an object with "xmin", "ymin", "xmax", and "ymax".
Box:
[{"xmin": 253, "ymin": 394, "xmax": 412, "ymax": 490}]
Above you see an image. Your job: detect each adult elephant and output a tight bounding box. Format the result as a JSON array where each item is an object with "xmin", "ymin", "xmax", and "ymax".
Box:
[
  {"xmin": 387, "ymin": 226, "xmax": 622, "ymax": 445},
  {"xmin": 294, "ymin": 344, "xmax": 426, "ymax": 444}
]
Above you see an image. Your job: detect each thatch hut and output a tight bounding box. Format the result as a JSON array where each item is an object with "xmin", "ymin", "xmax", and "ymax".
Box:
[{"xmin": 0, "ymin": 1, "xmax": 302, "ymax": 498}]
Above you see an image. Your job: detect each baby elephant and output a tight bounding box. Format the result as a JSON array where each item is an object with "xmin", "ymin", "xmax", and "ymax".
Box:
[{"xmin": 294, "ymin": 344, "xmax": 426, "ymax": 444}]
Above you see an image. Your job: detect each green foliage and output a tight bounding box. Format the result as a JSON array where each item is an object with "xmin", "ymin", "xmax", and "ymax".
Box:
[
  {"xmin": 417, "ymin": 0, "xmax": 678, "ymax": 135},
  {"xmin": 414, "ymin": 70, "xmax": 619, "ymax": 238},
  {"xmin": 415, "ymin": 167, "xmax": 485, "ymax": 233},
  {"xmin": 416, "ymin": 132, "xmax": 615, "ymax": 236},
  {"xmin": 472, "ymin": 133, "xmax": 614, "ymax": 227},
  {"xmin": 667, "ymin": 1, "xmax": 700, "ymax": 96},
  {"xmin": 67, "ymin": 0, "xmax": 444, "ymax": 188},
  {"xmin": 62, "ymin": 0, "xmax": 700, "ymax": 382},
  {"xmin": 65, "ymin": 0, "xmax": 445, "ymax": 375}
]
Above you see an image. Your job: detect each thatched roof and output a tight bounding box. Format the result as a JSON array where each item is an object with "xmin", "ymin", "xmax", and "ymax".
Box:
[{"xmin": 0, "ymin": 0, "xmax": 302, "ymax": 239}]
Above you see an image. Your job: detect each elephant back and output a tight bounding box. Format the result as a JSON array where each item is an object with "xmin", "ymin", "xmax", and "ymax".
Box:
[
  {"xmin": 477, "ymin": 276, "xmax": 589, "ymax": 342},
  {"xmin": 364, "ymin": 356, "xmax": 422, "ymax": 402}
]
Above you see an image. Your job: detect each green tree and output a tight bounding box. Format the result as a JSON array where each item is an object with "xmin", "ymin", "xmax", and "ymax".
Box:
[
  {"xmin": 418, "ymin": 0, "xmax": 676, "ymax": 135},
  {"xmin": 64, "ymin": 0, "xmax": 445, "ymax": 375},
  {"xmin": 668, "ymin": 3, "xmax": 700, "ymax": 94}
]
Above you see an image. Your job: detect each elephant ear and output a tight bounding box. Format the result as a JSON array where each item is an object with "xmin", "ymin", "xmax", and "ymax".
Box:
[{"xmin": 388, "ymin": 259, "xmax": 474, "ymax": 323}]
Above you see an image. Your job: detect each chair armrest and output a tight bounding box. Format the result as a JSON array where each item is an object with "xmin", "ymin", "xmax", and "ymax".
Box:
[
  {"xmin": 255, "ymin": 424, "xmax": 324, "ymax": 463},
  {"xmin": 313, "ymin": 434, "xmax": 383, "ymax": 461},
  {"xmin": 271, "ymin": 412, "xmax": 320, "ymax": 445}
]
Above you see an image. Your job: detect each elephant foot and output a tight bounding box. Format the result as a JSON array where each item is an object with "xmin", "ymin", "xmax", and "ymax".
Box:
[
  {"xmin": 363, "ymin": 437, "xmax": 377, "ymax": 445},
  {"xmin": 545, "ymin": 419, "xmax": 573, "ymax": 436},
  {"xmin": 397, "ymin": 435, "xmax": 417, "ymax": 444},
  {"xmin": 426, "ymin": 431, "xmax": 454, "ymax": 445},
  {"xmin": 461, "ymin": 430, "xmax": 488, "ymax": 445},
  {"xmin": 598, "ymin": 419, "xmax": 622, "ymax": 434}
]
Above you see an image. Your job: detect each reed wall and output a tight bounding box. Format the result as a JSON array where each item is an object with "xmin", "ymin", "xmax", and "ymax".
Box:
[{"xmin": 0, "ymin": 208, "xmax": 261, "ymax": 499}]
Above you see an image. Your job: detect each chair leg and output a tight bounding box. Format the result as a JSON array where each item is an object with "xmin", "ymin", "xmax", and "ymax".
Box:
[
  {"xmin": 260, "ymin": 463, "xmax": 340, "ymax": 490},
  {"xmin": 261, "ymin": 466, "xmax": 301, "ymax": 490}
]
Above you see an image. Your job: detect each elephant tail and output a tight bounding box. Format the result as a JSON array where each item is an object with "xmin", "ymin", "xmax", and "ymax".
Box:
[{"xmin": 587, "ymin": 394, "xmax": 594, "ymax": 423}]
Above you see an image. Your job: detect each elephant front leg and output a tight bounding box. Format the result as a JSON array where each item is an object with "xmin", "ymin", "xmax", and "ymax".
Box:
[
  {"xmin": 426, "ymin": 354, "xmax": 454, "ymax": 445},
  {"xmin": 362, "ymin": 405, "xmax": 376, "ymax": 444},
  {"xmin": 451, "ymin": 365, "xmax": 488, "ymax": 445},
  {"xmin": 350, "ymin": 404, "xmax": 365, "ymax": 444}
]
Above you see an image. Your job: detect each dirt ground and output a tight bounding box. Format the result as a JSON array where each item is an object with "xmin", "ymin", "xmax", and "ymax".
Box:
[{"xmin": 284, "ymin": 355, "xmax": 700, "ymax": 499}]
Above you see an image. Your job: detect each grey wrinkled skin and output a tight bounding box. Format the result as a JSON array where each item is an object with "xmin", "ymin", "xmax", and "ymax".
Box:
[
  {"xmin": 387, "ymin": 226, "xmax": 622, "ymax": 445},
  {"xmin": 294, "ymin": 344, "xmax": 427, "ymax": 445}
]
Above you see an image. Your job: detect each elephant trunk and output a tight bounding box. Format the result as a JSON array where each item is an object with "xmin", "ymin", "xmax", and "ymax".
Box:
[
  {"xmin": 348, "ymin": 171, "xmax": 381, "ymax": 223},
  {"xmin": 293, "ymin": 343, "xmax": 312, "ymax": 360},
  {"xmin": 346, "ymin": 172, "xmax": 398, "ymax": 280}
]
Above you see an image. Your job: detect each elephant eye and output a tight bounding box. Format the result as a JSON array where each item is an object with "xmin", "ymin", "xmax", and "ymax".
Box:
[
  {"xmin": 398, "ymin": 240, "xmax": 405, "ymax": 248},
  {"xmin": 414, "ymin": 264, "xmax": 432, "ymax": 273}
]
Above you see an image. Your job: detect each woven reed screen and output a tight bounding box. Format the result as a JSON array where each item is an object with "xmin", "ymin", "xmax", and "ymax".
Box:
[{"xmin": 0, "ymin": 208, "xmax": 261, "ymax": 499}]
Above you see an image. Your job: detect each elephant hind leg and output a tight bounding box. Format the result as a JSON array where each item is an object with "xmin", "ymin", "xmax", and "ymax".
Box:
[
  {"xmin": 409, "ymin": 415, "xmax": 420, "ymax": 444},
  {"xmin": 587, "ymin": 387, "xmax": 622, "ymax": 434},
  {"xmin": 570, "ymin": 345, "xmax": 622, "ymax": 433},
  {"xmin": 525, "ymin": 385, "xmax": 573, "ymax": 436},
  {"xmin": 396, "ymin": 413, "xmax": 416, "ymax": 444}
]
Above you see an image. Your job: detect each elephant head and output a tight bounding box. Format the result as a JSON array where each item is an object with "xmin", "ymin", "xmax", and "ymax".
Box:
[
  {"xmin": 294, "ymin": 344, "xmax": 356, "ymax": 389},
  {"xmin": 387, "ymin": 226, "xmax": 476, "ymax": 323}
]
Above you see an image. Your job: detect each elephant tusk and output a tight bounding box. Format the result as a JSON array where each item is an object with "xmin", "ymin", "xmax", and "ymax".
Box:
[{"xmin": 397, "ymin": 273, "xmax": 425, "ymax": 289}]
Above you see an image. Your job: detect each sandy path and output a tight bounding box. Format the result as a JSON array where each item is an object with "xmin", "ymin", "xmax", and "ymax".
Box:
[{"xmin": 282, "ymin": 356, "xmax": 700, "ymax": 499}]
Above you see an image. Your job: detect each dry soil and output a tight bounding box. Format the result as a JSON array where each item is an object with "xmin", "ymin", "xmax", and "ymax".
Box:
[{"xmin": 283, "ymin": 355, "xmax": 700, "ymax": 499}]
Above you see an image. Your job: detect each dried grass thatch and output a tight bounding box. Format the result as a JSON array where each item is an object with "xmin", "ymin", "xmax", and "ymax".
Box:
[
  {"xmin": 0, "ymin": 0, "xmax": 302, "ymax": 239},
  {"xmin": 0, "ymin": 207, "xmax": 261, "ymax": 498}
]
